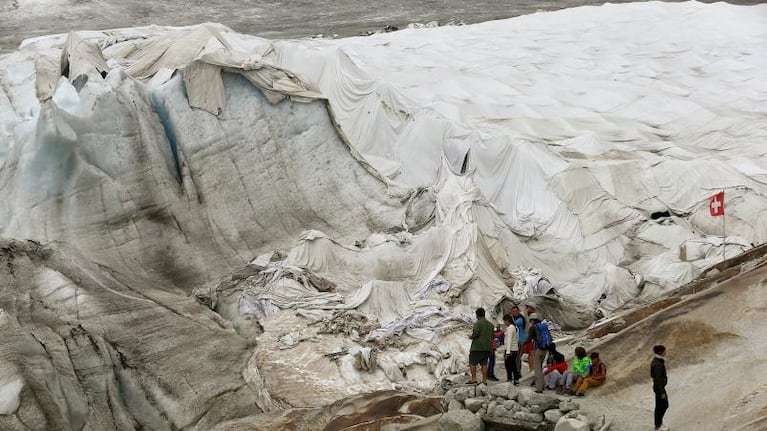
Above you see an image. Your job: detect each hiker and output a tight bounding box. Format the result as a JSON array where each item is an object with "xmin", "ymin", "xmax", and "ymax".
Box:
[
  {"xmin": 543, "ymin": 351, "xmax": 567, "ymax": 390},
  {"xmin": 502, "ymin": 314, "xmax": 521, "ymax": 385},
  {"xmin": 510, "ymin": 305, "xmax": 527, "ymax": 376},
  {"xmin": 571, "ymin": 352, "xmax": 607, "ymax": 396},
  {"xmin": 467, "ymin": 307, "xmax": 494, "ymax": 384},
  {"xmin": 524, "ymin": 313, "xmax": 552, "ymax": 393},
  {"xmin": 523, "ymin": 304, "xmax": 537, "ymax": 372},
  {"xmin": 487, "ymin": 323, "xmax": 504, "ymax": 381},
  {"xmin": 651, "ymin": 345, "xmax": 669, "ymax": 431},
  {"xmin": 557, "ymin": 346, "xmax": 591, "ymax": 394}
]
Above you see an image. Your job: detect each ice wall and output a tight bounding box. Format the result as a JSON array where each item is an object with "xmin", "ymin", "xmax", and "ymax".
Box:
[{"xmin": 0, "ymin": 54, "xmax": 413, "ymax": 292}]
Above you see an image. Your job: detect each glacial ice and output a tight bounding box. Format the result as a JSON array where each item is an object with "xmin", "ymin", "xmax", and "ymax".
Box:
[{"xmin": 0, "ymin": 1, "xmax": 765, "ymax": 428}]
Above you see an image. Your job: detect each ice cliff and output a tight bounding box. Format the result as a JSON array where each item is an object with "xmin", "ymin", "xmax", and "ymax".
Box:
[{"xmin": 0, "ymin": 1, "xmax": 765, "ymax": 428}]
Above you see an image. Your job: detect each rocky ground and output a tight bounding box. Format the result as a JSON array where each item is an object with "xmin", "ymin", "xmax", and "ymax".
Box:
[{"xmin": 382, "ymin": 244, "xmax": 767, "ymax": 431}]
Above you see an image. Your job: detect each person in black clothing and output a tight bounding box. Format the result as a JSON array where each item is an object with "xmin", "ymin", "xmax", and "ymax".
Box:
[{"xmin": 650, "ymin": 345, "xmax": 669, "ymax": 431}]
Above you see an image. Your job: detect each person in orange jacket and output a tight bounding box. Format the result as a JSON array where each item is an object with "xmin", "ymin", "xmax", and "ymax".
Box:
[{"xmin": 572, "ymin": 352, "xmax": 607, "ymax": 396}]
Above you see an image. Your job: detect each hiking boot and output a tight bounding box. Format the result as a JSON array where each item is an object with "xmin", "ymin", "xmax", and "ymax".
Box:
[
  {"xmin": 576, "ymin": 391, "xmax": 585, "ymax": 397},
  {"xmin": 488, "ymin": 376, "xmax": 499, "ymax": 381},
  {"xmin": 655, "ymin": 425, "xmax": 669, "ymax": 431},
  {"xmin": 513, "ymin": 380, "xmax": 519, "ymax": 386}
]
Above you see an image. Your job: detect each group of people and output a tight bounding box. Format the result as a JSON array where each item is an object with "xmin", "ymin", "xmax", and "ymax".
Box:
[
  {"xmin": 468, "ymin": 306, "xmax": 672, "ymax": 430},
  {"xmin": 469, "ymin": 304, "xmax": 605, "ymax": 396}
]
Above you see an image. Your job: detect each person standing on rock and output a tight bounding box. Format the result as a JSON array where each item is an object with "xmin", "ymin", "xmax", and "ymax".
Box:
[
  {"xmin": 524, "ymin": 313, "xmax": 550, "ymax": 393},
  {"xmin": 468, "ymin": 307, "xmax": 494, "ymax": 384},
  {"xmin": 502, "ymin": 314, "xmax": 521, "ymax": 385},
  {"xmin": 511, "ymin": 305, "xmax": 527, "ymax": 377},
  {"xmin": 487, "ymin": 322, "xmax": 504, "ymax": 381},
  {"xmin": 651, "ymin": 345, "xmax": 669, "ymax": 431},
  {"xmin": 523, "ymin": 303, "xmax": 538, "ymax": 373}
]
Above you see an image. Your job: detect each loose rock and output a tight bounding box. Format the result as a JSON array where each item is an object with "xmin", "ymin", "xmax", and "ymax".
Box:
[
  {"xmin": 524, "ymin": 392, "xmax": 561, "ymax": 413},
  {"xmin": 492, "ymin": 405, "xmax": 509, "ymax": 417},
  {"xmin": 503, "ymin": 400, "xmax": 520, "ymax": 412},
  {"xmin": 464, "ymin": 398, "xmax": 484, "ymax": 413},
  {"xmin": 476, "ymin": 383, "xmax": 488, "ymax": 396},
  {"xmin": 448, "ymin": 400, "xmax": 465, "ymax": 412},
  {"xmin": 487, "ymin": 400, "xmax": 497, "ymax": 412},
  {"xmin": 554, "ymin": 417, "xmax": 589, "ymax": 431},
  {"xmin": 444, "ymin": 389, "xmax": 457, "ymax": 404},
  {"xmin": 517, "ymin": 388, "xmax": 533, "ymax": 406},
  {"xmin": 544, "ymin": 409, "xmax": 564, "ymax": 423},
  {"xmin": 513, "ymin": 411, "xmax": 544, "ymax": 423},
  {"xmin": 438, "ymin": 409, "xmax": 485, "ymax": 431},
  {"xmin": 559, "ymin": 399, "xmax": 579, "ymax": 413},
  {"xmin": 487, "ymin": 382, "xmax": 512, "ymax": 399},
  {"xmin": 455, "ymin": 388, "xmax": 472, "ymax": 402}
]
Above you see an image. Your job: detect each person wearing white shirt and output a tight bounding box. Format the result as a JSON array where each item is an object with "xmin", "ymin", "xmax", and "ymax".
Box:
[{"xmin": 502, "ymin": 314, "xmax": 521, "ymax": 385}]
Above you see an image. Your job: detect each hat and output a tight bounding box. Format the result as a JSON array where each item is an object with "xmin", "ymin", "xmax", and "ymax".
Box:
[{"xmin": 529, "ymin": 313, "xmax": 540, "ymax": 321}]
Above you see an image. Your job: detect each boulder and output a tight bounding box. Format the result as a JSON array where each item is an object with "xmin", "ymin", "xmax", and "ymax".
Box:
[
  {"xmin": 558, "ymin": 399, "xmax": 579, "ymax": 413},
  {"xmin": 476, "ymin": 384, "xmax": 488, "ymax": 397},
  {"xmin": 448, "ymin": 400, "xmax": 465, "ymax": 412},
  {"xmin": 438, "ymin": 410, "xmax": 485, "ymax": 431},
  {"xmin": 554, "ymin": 417, "xmax": 589, "ymax": 431},
  {"xmin": 464, "ymin": 398, "xmax": 484, "ymax": 413},
  {"xmin": 454, "ymin": 388, "xmax": 472, "ymax": 402},
  {"xmin": 522, "ymin": 392, "xmax": 560, "ymax": 413},
  {"xmin": 444, "ymin": 389, "xmax": 457, "ymax": 404},
  {"xmin": 503, "ymin": 400, "xmax": 520, "ymax": 412},
  {"xmin": 513, "ymin": 411, "xmax": 544, "ymax": 423},
  {"xmin": 517, "ymin": 389, "xmax": 534, "ymax": 406},
  {"xmin": 487, "ymin": 400, "xmax": 497, "ymax": 412},
  {"xmin": 492, "ymin": 405, "xmax": 509, "ymax": 417},
  {"xmin": 487, "ymin": 383, "xmax": 512, "ymax": 399},
  {"xmin": 544, "ymin": 409, "xmax": 564, "ymax": 423}
]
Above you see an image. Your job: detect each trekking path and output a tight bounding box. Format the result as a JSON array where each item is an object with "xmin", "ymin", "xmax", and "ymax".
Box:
[
  {"xmin": 482, "ymin": 368, "xmax": 651, "ymax": 430},
  {"xmin": 561, "ymin": 246, "xmax": 767, "ymax": 430},
  {"xmin": 483, "ymin": 244, "xmax": 767, "ymax": 430}
]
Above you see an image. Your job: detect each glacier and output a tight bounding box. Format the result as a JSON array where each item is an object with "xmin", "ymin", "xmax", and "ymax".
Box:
[{"xmin": 0, "ymin": 1, "xmax": 766, "ymax": 428}]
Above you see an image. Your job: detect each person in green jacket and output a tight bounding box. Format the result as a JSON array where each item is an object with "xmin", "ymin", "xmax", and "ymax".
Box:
[
  {"xmin": 556, "ymin": 346, "xmax": 591, "ymax": 394},
  {"xmin": 468, "ymin": 307, "xmax": 495, "ymax": 384}
]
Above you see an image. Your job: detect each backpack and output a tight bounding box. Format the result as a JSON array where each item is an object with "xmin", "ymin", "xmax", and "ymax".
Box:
[
  {"xmin": 491, "ymin": 329, "xmax": 504, "ymax": 350},
  {"xmin": 534, "ymin": 322, "xmax": 553, "ymax": 350}
]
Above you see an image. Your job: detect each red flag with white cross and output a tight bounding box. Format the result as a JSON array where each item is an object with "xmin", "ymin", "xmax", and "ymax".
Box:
[{"xmin": 709, "ymin": 191, "xmax": 724, "ymax": 217}]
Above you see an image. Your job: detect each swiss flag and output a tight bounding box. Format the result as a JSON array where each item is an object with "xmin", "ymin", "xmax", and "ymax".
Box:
[{"xmin": 709, "ymin": 191, "xmax": 725, "ymax": 217}]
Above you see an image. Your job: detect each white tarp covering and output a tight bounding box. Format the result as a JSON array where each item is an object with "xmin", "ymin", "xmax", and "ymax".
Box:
[{"xmin": 0, "ymin": 0, "xmax": 766, "ymax": 414}]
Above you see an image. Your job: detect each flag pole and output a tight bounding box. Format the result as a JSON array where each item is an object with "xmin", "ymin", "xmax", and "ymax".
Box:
[{"xmin": 722, "ymin": 188, "xmax": 726, "ymax": 263}]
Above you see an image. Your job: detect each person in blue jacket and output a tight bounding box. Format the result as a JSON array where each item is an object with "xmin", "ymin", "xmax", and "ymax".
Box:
[{"xmin": 510, "ymin": 305, "xmax": 526, "ymax": 375}]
